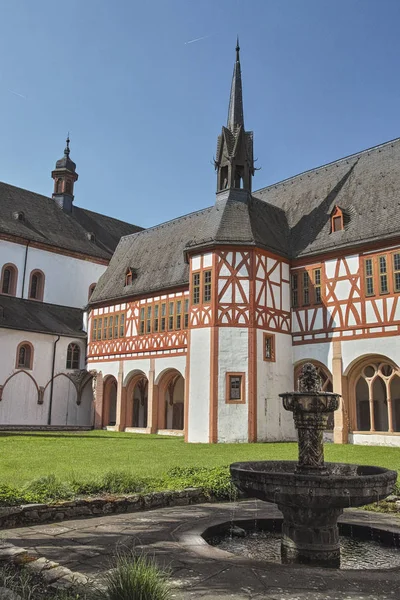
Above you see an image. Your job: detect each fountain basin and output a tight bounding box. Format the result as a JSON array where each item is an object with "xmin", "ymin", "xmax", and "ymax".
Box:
[{"xmin": 230, "ymin": 461, "xmax": 397, "ymax": 508}]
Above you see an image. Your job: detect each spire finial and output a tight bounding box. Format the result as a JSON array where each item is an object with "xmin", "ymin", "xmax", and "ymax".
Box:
[
  {"xmin": 227, "ymin": 39, "xmax": 244, "ymax": 130},
  {"xmin": 236, "ymin": 36, "xmax": 240, "ymax": 62},
  {"xmin": 64, "ymin": 133, "xmax": 70, "ymax": 157}
]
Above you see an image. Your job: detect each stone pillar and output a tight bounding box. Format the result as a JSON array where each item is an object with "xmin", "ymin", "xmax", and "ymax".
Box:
[
  {"xmin": 147, "ymin": 360, "xmax": 158, "ymax": 433},
  {"xmin": 115, "ymin": 362, "xmax": 126, "ymax": 432},
  {"xmin": 93, "ymin": 371, "xmax": 103, "ymax": 429},
  {"xmin": 332, "ymin": 341, "xmax": 347, "ymax": 444}
]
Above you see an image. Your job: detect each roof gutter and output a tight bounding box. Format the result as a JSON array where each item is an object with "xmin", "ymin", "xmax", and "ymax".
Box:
[
  {"xmin": 21, "ymin": 241, "xmax": 30, "ymax": 298},
  {"xmin": 47, "ymin": 334, "xmax": 60, "ymax": 426}
]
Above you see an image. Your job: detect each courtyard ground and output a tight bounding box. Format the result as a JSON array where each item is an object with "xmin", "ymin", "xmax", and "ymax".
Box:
[{"xmin": 1, "ymin": 430, "xmax": 399, "ymax": 486}]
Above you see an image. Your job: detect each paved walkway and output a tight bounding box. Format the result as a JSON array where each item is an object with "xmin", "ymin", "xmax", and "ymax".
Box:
[{"xmin": 3, "ymin": 500, "xmax": 400, "ymax": 599}]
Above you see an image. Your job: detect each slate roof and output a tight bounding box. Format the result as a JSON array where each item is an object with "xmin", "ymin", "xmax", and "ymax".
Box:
[
  {"xmin": 0, "ymin": 181, "xmax": 143, "ymax": 260},
  {"xmin": 253, "ymin": 137, "xmax": 400, "ymax": 258},
  {"xmin": 0, "ymin": 296, "xmax": 85, "ymax": 338},
  {"xmin": 90, "ymin": 189, "xmax": 289, "ymax": 304}
]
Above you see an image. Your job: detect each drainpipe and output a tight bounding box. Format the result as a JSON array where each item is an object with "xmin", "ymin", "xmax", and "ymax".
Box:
[
  {"xmin": 47, "ymin": 335, "xmax": 61, "ymax": 425},
  {"xmin": 21, "ymin": 241, "xmax": 30, "ymax": 298}
]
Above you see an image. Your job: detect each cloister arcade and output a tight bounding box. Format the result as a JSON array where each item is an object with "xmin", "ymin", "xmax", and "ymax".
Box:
[{"xmin": 99, "ymin": 367, "xmax": 185, "ymax": 434}]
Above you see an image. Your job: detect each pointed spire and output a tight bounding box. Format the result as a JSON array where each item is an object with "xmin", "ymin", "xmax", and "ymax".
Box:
[
  {"xmin": 64, "ymin": 134, "xmax": 70, "ymax": 157},
  {"xmin": 227, "ymin": 37, "xmax": 244, "ymax": 130}
]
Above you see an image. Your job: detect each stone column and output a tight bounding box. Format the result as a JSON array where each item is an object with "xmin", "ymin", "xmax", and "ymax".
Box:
[
  {"xmin": 332, "ymin": 341, "xmax": 347, "ymax": 444},
  {"xmin": 115, "ymin": 362, "xmax": 126, "ymax": 432},
  {"xmin": 147, "ymin": 359, "xmax": 158, "ymax": 433}
]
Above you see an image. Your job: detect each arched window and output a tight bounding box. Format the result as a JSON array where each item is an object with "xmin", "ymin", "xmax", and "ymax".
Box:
[
  {"xmin": 65, "ymin": 180, "xmax": 72, "ymax": 194},
  {"xmin": 29, "ymin": 270, "xmax": 45, "ymax": 300},
  {"xmin": 16, "ymin": 342, "xmax": 33, "ymax": 369},
  {"xmin": 1, "ymin": 264, "xmax": 18, "ymax": 295},
  {"xmin": 66, "ymin": 343, "xmax": 80, "ymax": 369},
  {"xmin": 55, "ymin": 178, "xmax": 63, "ymax": 193},
  {"xmin": 88, "ymin": 283, "xmax": 96, "ymax": 300}
]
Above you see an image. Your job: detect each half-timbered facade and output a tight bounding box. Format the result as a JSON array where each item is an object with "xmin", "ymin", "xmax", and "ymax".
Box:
[{"xmin": 87, "ymin": 42, "xmax": 400, "ymax": 446}]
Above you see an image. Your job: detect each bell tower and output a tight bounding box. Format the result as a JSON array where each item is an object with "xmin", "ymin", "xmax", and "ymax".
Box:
[
  {"xmin": 51, "ymin": 136, "xmax": 79, "ymax": 212},
  {"xmin": 215, "ymin": 39, "xmax": 254, "ymax": 194}
]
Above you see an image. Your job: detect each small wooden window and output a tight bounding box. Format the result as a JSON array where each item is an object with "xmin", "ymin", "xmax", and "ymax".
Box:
[
  {"xmin": 92, "ymin": 318, "xmax": 98, "ymax": 341},
  {"xmin": 168, "ymin": 301, "xmax": 174, "ymax": 330},
  {"xmin": 302, "ymin": 271, "xmax": 310, "ymax": 305},
  {"xmin": 192, "ymin": 273, "xmax": 200, "ymax": 305},
  {"xmin": 184, "ymin": 298, "xmax": 189, "ymax": 328},
  {"xmin": 66, "ymin": 343, "xmax": 80, "ymax": 369},
  {"xmin": 125, "ymin": 268, "xmax": 133, "ymax": 286},
  {"xmin": 119, "ymin": 313, "xmax": 125, "ymax": 337},
  {"xmin": 97, "ymin": 317, "xmax": 102, "ymax": 340},
  {"xmin": 379, "ymin": 255, "xmax": 388, "ymax": 294},
  {"xmin": 108, "ymin": 316, "xmax": 113, "ymax": 339},
  {"xmin": 153, "ymin": 305, "xmax": 159, "ymax": 332},
  {"xmin": 291, "ymin": 274, "xmax": 298, "ymax": 308},
  {"xmin": 114, "ymin": 314, "xmax": 119, "ymax": 338},
  {"xmin": 1, "ymin": 264, "xmax": 17, "ymax": 296},
  {"xmin": 314, "ymin": 268, "xmax": 322, "ymax": 304},
  {"xmin": 203, "ymin": 270, "xmax": 212, "ymax": 303},
  {"xmin": 103, "ymin": 317, "xmax": 108, "ymax": 340},
  {"xmin": 263, "ymin": 333, "xmax": 275, "ymax": 362},
  {"xmin": 28, "ymin": 270, "xmax": 44, "ymax": 300},
  {"xmin": 176, "ymin": 300, "xmax": 182, "ymax": 330},
  {"xmin": 226, "ymin": 372, "xmax": 246, "ymax": 404},
  {"xmin": 146, "ymin": 306, "xmax": 152, "ymax": 333},
  {"xmin": 331, "ymin": 206, "xmax": 344, "ymax": 232},
  {"xmin": 365, "ymin": 258, "xmax": 374, "ymax": 296},
  {"xmin": 16, "ymin": 342, "xmax": 33, "ymax": 369},
  {"xmin": 393, "ymin": 253, "xmax": 400, "ymax": 293},
  {"xmin": 161, "ymin": 303, "xmax": 166, "ymax": 332}
]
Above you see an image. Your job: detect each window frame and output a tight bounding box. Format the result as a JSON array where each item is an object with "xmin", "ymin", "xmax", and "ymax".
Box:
[
  {"xmin": 1, "ymin": 263, "xmax": 18, "ymax": 296},
  {"xmin": 28, "ymin": 269, "xmax": 45, "ymax": 301},
  {"xmin": 192, "ymin": 272, "xmax": 201, "ymax": 305},
  {"xmin": 66, "ymin": 342, "xmax": 81, "ymax": 370},
  {"xmin": 15, "ymin": 341, "xmax": 34, "ymax": 370},
  {"xmin": 263, "ymin": 333, "xmax": 276, "ymax": 362},
  {"xmin": 331, "ymin": 206, "xmax": 344, "ymax": 233},
  {"xmin": 91, "ymin": 311, "xmax": 126, "ymax": 341},
  {"xmin": 225, "ymin": 372, "xmax": 246, "ymax": 404},
  {"xmin": 291, "ymin": 266, "xmax": 323, "ymax": 308}
]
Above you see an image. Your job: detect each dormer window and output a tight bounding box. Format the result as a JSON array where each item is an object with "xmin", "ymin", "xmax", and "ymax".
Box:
[
  {"xmin": 331, "ymin": 206, "xmax": 344, "ymax": 233},
  {"xmin": 125, "ymin": 268, "xmax": 136, "ymax": 286}
]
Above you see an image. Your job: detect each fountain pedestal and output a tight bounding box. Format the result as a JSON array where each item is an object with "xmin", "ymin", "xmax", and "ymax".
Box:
[{"xmin": 230, "ymin": 363, "xmax": 398, "ymax": 568}]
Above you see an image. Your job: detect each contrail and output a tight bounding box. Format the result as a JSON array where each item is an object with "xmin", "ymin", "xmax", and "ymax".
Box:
[
  {"xmin": 184, "ymin": 34, "xmax": 211, "ymax": 45},
  {"xmin": 8, "ymin": 89, "xmax": 26, "ymax": 99}
]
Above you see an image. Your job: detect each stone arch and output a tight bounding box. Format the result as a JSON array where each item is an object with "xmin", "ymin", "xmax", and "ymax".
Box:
[
  {"xmin": 103, "ymin": 375, "xmax": 117, "ymax": 427},
  {"xmin": 42, "ymin": 373, "xmax": 79, "ymax": 425},
  {"xmin": 125, "ymin": 370, "xmax": 149, "ymax": 428},
  {"xmin": 346, "ymin": 354, "xmax": 400, "ymax": 433},
  {"xmin": 294, "ymin": 359, "xmax": 334, "ymax": 429},
  {"xmin": 0, "ymin": 370, "xmax": 45, "ymax": 424},
  {"xmin": 157, "ymin": 368, "xmax": 185, "ymax": 431}
]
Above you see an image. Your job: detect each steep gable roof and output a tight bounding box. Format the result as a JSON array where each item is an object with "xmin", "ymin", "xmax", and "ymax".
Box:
[
  {"xmin": 254, "ymin": 137, "xmax": 400, "ymax": 258},
  {"xmin": 0, "ymin": 181, "xmax": 142, "ymax": 260},
  {"xmin": 90, "ymin": 190, "xmax": 289, "ymax": 304}
]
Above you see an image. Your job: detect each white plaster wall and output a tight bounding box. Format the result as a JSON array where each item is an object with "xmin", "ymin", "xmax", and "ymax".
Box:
[
  {"xmin": 341, "ymin": 337, "xmax": 400, "ymax": 374},
  {"xmin": 0, "ymin": 239, "xmax": 106, "ymax": 308},
  {"xmin": 257, "ymin": 331, "xmax": 296, "ymax": 442},
  {"xmin": 293, "ymin": 342, "xmax": 333, "ymax": 372},
  {"xmin": 187, "ymin": 328, "xmax": 211, "ymax": 443},
  {"xmin": 154, "ymin": 356, "xmax": 186, "ymax": 382},
  {"xmin": 348, "ymin": 433, "xmax": 400, "ymax": 447},
  {"xmin": 88, "ymin": 360, "xmax": 120, "ymax": 381},
  {"xmin": 0, "ymin": 328, "xmax": 91, "ymax": 426},
  {"xmin": 217, "ymin": 328, "xmax": 248, "ymax": 443},
  {"xmin": 122, "ymin": 359, "xmax": 151, "ymax": 384}
]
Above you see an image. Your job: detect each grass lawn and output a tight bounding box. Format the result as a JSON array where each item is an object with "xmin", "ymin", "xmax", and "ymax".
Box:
[{"xmin": 0, "ymin": 430, "xmax": 399, "ymax": 487}]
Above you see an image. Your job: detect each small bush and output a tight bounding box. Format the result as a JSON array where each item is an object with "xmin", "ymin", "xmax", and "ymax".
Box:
[
  {"xmin": 163, "ymin": 465, "xmax": 236, "ymax": 500},
  {"xmin": 71, "ymin": 471, "xmax": 149, "ymax": 497},
  {"xmin": 23, "ymin": 474, "xmax": 74, "ymax": 503},
  {"xmin": 99, "ymin": 550, "xmax": 171, "ymax": 600}
]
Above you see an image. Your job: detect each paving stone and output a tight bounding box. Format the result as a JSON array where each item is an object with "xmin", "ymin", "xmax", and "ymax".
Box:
[{"xmin": 40, "ymin": 565, "xmax": 74, "ymax": 583}]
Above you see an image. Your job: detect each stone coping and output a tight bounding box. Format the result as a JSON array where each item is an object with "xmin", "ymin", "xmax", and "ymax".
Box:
[{"xmin": 0, "ymin": 488, "xmax": 212, "ymax": 529}]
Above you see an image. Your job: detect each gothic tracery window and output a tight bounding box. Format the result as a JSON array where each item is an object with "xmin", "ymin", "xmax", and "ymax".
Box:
[
  {"xmin": 66, "ymin": 343, "xmax": 80, "ymax": 369},
  {"xmin": 354, "ymin": 361, "xmax": 400, "ymax": 433}
]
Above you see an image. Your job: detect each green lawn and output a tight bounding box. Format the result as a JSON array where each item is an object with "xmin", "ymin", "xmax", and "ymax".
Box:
[{"xmin": 1, "ymin": 430, "xmax": 399, "ymax": 486}]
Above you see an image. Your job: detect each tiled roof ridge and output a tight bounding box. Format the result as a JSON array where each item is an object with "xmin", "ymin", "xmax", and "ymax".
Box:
[
  {"xmin": 255, "ymin": 136, "xmax": 400, "ymax": 195},
  {"xmin": 120, "ymin": 205, "xmax": 214, "ymax": 241}
]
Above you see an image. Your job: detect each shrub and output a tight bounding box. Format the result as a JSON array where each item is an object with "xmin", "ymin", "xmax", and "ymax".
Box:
[
  {"xmin": 99, "ymin": 550, "xmax": 171, "ymax": 600},
  {"xmin": 71, "ymin": 471, "xmax": 149, "ymax": 497},
  {"xmin": 163, "ymin": 465, "xmax": 236, "ymax": 500},
  {"xmin": 23, "ymin": 474, "xmax": 74, "ymax": 503}
]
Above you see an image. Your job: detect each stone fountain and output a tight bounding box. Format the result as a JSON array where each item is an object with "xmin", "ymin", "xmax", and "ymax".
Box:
[{"xmin": 230, "ymin": 363, "xmax": 397, "ymax": 568}]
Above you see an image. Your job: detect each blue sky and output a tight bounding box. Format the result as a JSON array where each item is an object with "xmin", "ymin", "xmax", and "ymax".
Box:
[{"xmin": 1, "ymin": 0, "xmax": 400, "ymax": 227}]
